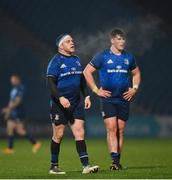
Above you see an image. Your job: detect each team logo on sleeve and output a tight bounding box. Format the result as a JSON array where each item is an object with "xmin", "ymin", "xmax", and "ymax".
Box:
[
  {"xmin": 124, "ymin": 58, "xmax": 129, "ymax": 65},
  {"xmin": 107, "ymin": 59, "xmax": 113, "ymax": 64},
  {"xmin": 60, "ymin": 63, "xmax": 67, "ymax": 68}
]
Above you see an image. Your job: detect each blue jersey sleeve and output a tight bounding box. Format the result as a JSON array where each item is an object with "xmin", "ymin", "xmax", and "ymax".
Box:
[
  {"xmin": 89, "ymin": 52, "xmax": 103, "ymax": 69},
  {"xmin": 46, "ymin": 57, "xmax": 60, "ymax": 77},
  {"xmin": 16, "ymin": 86, "xmax": 25, "ymax": 98},
  {"xmin": 129, "ymin": 55, "xmax": 137, "ymax": 71}
]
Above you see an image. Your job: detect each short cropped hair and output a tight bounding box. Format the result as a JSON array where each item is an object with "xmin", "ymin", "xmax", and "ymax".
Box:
[
  {"xmin": 11, "ymin": 74, "xmax": 21, "ymax": 80},
  {"xmin": 110, "ymin": 28, "xmax": 126, "ymax": 38}
]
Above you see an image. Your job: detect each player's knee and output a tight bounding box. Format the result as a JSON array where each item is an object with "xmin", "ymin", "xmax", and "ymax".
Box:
[
  {"xmin": 118, "ymin": 127, "xmax": 125, "ymax": 136},
  {"xmin": 106, "ymin": 126, "xmax": 118, "ymax": 134},
  {"xmin": 52, "ymin": 135, "xmax": 63, "ymax": 143},
  {"xmin": 73, "ymin": 128, "xmax": 84, "ymax": 140},
  {"xmin": 7, "ymin": 128, "xmax": 14, "ymax": 135},
  {"xmin": 53, "ymin": 130, "xmax": 64, "ymax": 142}
]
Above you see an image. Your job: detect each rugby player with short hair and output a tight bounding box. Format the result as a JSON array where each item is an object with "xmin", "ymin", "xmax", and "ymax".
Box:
[
  {"xmin": 83, "ymin": 28, "xmax": 141, "ymax": 170},
  {"xmin": 46, "ymin": 34, "xmax": 99, "ymax": 174},
  {"xmin": 1, "ymin": 74, "xmax": 41, "ymax": 154}
]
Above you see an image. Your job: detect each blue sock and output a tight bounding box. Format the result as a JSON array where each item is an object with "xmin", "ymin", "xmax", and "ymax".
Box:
[
  {"xmin": 111, "ymin": 152, "xmax": 120, "ymax": 164},
  {"xmin": 51, "ymin": 140, "xmax": 60, "ymax": 165},
  {"xmin": 76, "ymin": 140, "xmax": 89, "ymax": 167},
  {"xmin": 8, "ymin": 135, "xmax": 14, "ymax": 149},
  {"xmin": 25, "ymin": 133, "xmax": 36, "ymax": 144}
]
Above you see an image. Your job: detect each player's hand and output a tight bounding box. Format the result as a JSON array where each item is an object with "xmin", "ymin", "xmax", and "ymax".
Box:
[
  {"xmin": 59, "ymin": 96, "xmax": 71, "ymax": 108},
  {"xmin": 1, "ymin": 107, "xmax": 10, "ymax": 114},
  {"xmin": 1, "ymin": 107, "xmax": 11, "ymax": 121},
  {"xmin": 123, "ymin": 88, "xmax": 137, "ymax": 101},
  {"xmin": 97, "ymin": 87, "xmax": 112, "ymax": 98},
  {"xmin": 84, "ymin": 96, "xmax": 91, "ymax": 109}
]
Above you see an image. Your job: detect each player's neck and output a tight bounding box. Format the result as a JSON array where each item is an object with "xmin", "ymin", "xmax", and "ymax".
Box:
[
  {"xmin": 110, "ymin": 46, "xmax": 123, "ymax": 55},
  {"xmin": 58, "ymin": 49, "xmax": 73, "ymax": 56}
]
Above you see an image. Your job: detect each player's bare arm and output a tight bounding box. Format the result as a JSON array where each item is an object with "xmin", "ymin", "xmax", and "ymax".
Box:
[
  {"xmin": 123, "ymin": 67, "xmax": 141, "ymax": 101},
  {"xmin": 1, "ymin": 96, "xmax": 21, "ymax": 115},
  {"xmin": 80, "ymin": 74, "xmax": 91, "ymax": 109},
  {"xmin": 9, "ymin": 96, "xmax": 22, "ymax": 109},
  {"xmin": 83, "ymin": 64, "xmax": 111, "ymax": 98}
]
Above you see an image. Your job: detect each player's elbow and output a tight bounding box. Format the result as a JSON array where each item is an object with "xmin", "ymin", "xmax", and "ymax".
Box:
[
  {"xmin": 83, "ymin": 67, "xmax": 91, "ymax": 79},
  {"xmin": 83, "ymin": 68, "xmax": 88, "ymax": 77}
]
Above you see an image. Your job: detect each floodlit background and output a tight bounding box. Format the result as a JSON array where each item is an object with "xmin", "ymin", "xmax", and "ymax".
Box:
[{"xmin": 0, "ymin": 0, "xmax": 172, "ymax": 138}]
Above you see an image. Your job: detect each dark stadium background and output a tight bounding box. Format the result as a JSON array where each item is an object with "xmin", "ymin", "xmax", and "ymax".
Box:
[{"xmin": 0, "ymin": 0, "xmax": 172, "ymax": 138}]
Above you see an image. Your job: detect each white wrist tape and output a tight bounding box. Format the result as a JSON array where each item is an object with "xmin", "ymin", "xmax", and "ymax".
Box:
[{"xmin": 133, "ymin": 84, "xmax": 139, "ymax": 90}]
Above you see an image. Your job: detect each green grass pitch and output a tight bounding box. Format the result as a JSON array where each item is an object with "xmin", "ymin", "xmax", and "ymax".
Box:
[{"xmin": 0, "ymin": 138, "xmax": 172, "ymax": 179}]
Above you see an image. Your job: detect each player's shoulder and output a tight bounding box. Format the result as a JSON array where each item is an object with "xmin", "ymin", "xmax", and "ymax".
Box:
[
  {"xmin": 92, "ymin": 49, "xmax": 109, "ymax": 59},
  {"xmin": 49, "ymin": 53, "xmax": 61, "ymax": 62},
  {"xmin": 122, "ymin": 51, "xmax": 134, "ymax": 59},
  {"xmin": 15, "ymin": 84, "xmax": 25, "ymax": 96},
  {"xmin": 48, "ymin": 53, "xmax": 64, "ymax": 67},
  {"xmin": 98, "ymin": 49, "xmax": 109, "ymax": 56},
  {"xmin": 17, "ymin": 84, "xmax": 25, "ymax": 91}
]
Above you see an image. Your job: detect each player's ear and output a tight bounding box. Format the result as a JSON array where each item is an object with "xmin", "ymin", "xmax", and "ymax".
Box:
[
  {"xmin": 110, "ymin": 38, "xmax": 114, "ymax": 44},
  {"xmin": 59, "ymin": 44, "xmax": 64, "ymax": 50}
]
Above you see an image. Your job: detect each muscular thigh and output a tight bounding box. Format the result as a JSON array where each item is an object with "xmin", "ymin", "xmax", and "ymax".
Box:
[
  {"xmin": 117, "ymin": 119, "xmax": 126, "ymax": 130},
  {"xmin": 52, "ymin": 123, "xmax": 65, "ymax": 142},
  {"xmin": 104, "ymin": 117, "xmax": 118, "ymax": 131},
  {"xmin": 16, "ymin": 122, "xmax": 26, "ymax": 133},
  {"xmin": 70, "ymin": 119, "xmax": 84, "ymax": 131},
  {"xmin": 70, "ymin": 119, "xmax": 85, "ymax": 140}
]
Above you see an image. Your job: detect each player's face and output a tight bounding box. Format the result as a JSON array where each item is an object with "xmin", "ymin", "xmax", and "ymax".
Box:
[
  {"xmin": 60, "ymin": 36, "xmax": 75, "ymax": 54},
  {"xmin": 10, "ymin": 76, "xmax": 20, "ymax": 86},
  {"xmin": 111, "ymin": 35, "xmax": 126, "ymax": 51}
]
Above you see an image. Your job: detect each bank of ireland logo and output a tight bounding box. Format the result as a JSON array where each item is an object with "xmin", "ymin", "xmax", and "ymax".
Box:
[{"xmin": 124, "ymin": 58, "xmax": 129, "ymax": 65}]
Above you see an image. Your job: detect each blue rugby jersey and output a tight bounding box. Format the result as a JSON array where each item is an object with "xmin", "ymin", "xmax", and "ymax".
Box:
[
  {"xmin": 90, "ymin": 49, "xmax": 137, "ymax": 102},
  {"xmin": 10, "ymin": 84, "xmax": 25, "ymax": 118},
  {"xmin": 46, "ymin": 53, "xmax": 83, "ymax": 102}
]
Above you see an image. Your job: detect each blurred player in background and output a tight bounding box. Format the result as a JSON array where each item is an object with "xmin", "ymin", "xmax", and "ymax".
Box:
[
  {"xmin": 84, "ymin": 28, "xmax": 141, "ymax": 170},
  {"xmin": 1, "ymin": 74, "xmax": 41, "ymax": 154},
  {"xmin": 46, "ymin": 34, "xmax": 99, "ymax": 174}
]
